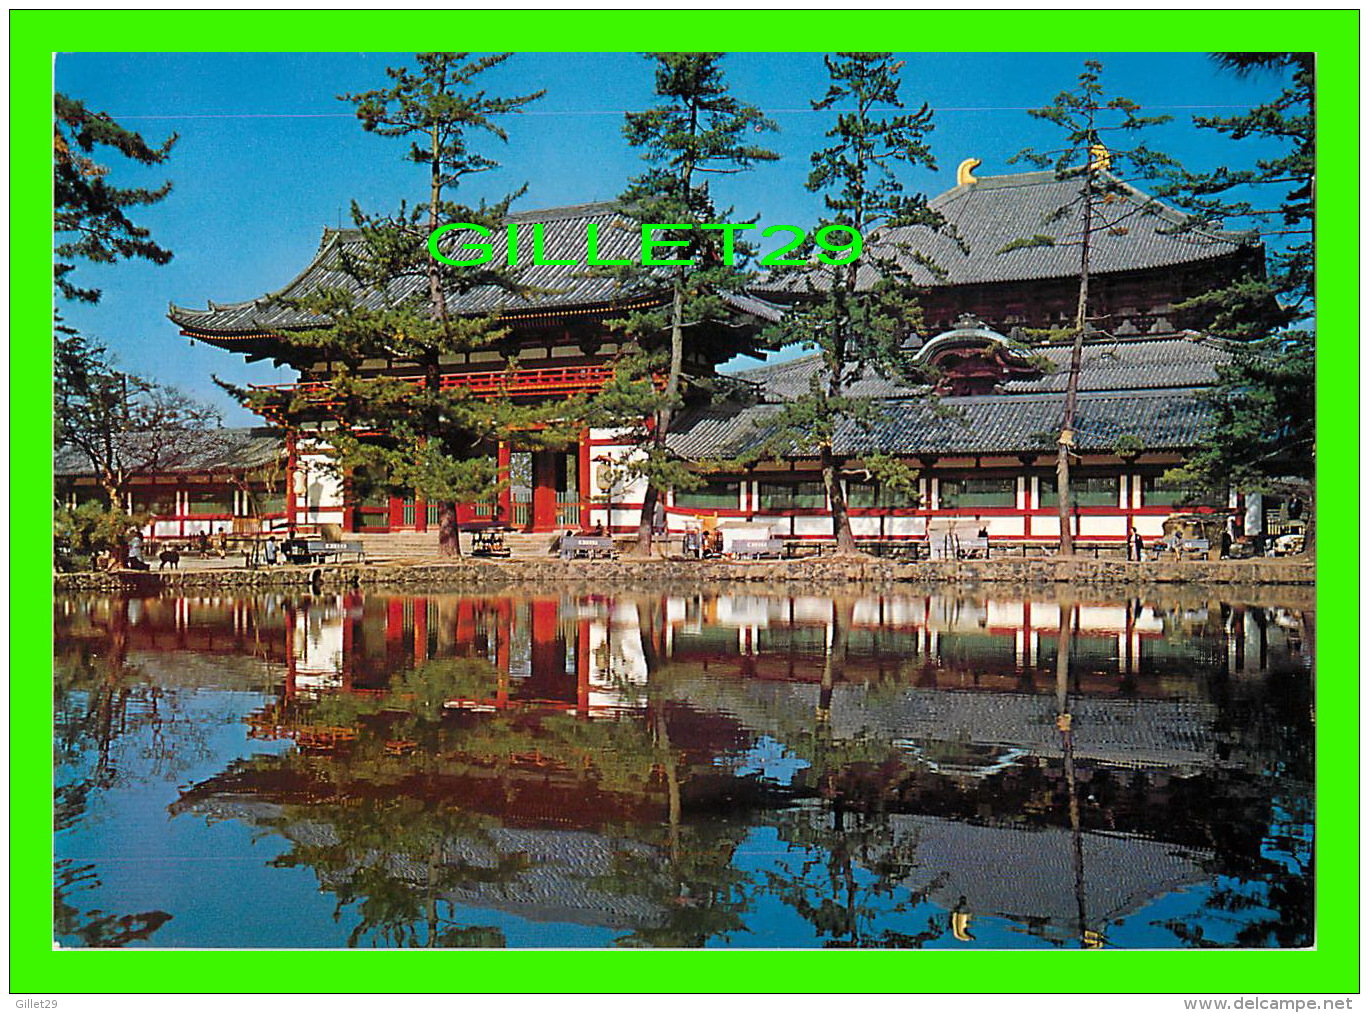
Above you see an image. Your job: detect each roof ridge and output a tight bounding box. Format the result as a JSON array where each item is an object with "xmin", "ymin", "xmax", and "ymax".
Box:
[
  {"xmin": 942, "ymin": 386, "xmax": 1208, "ymax": 405},
  {"xmin": 508, "ymin": 200, "xmax": 623, "ymax": 222},
  {"xmin": 931, "ymin": 168, "xmax": 1255, "ymax": 245}
]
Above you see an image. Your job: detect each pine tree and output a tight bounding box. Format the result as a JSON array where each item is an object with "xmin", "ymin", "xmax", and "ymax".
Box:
[
  {"xmin": 227, "ymin": 53, "xmax": 557, "ymax": 556},
  {"xmin": 749, "ymin": 52, "xmax": 940, "ymax": 553},
  {"xmin": 1006, "ymin": 60, "xmax": 1173, "ymax": 556},
  {"xmin": 606, "ymin": 52, "xmax": 778, "ymax": 556},
  {"xmin": 54, "ymin": 93, "xmax": 177, "ymax": 304},
  {"xmin": 1155, "ymin": 54, "xmax": 1315, "ymax": 552}
]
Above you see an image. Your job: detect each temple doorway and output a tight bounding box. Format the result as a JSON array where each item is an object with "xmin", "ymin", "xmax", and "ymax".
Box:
[{"xmin": 509, "ymin": 448, "xmax": 581, "ymax": 532}]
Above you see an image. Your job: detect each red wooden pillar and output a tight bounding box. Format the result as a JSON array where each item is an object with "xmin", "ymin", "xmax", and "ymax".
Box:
[
  {"xmin": 496, "ymin": 442, "xmax": 512, "ymax": 527},
  {"xmin": 455, "ymin": 599, "xmax": 476, "ymax": 653},
  {"xmin": 386, "ymin": 599, "xmax": 405, "ymax": 644},
  {"xmin": 414, "ymin": 597, "xmax": 428, "ymax": 666},
  {"xmin": 532, "ymin": 452, "xmax": 558, "ymax": 532},
  {"xmin": 495, "ymin": 602, "xmax": 511, "ymax": 709},
  {"xmin": 342, "ymin": 472, "xmax": 355, "ymax": 533},
  {"xmin": 285, "ymin": 431, "xmax": 298, "ymax": 529},
  {"xmin": 530, "ymin": 597, "xmax": 562, "ymax": 684},
  {"xmin": 341, "ymin": 592, "xmax": 361, "ymax": 689},
  {"xmin": 577, "ymin": 618, "xmax": 592, "ymax": 716},
  {"xmin": 283, "ymin": 601, "xmax": 298, "ymax": 702},
  {"xmin": 578, "ymin": 430, "xmax": 592, "ymax": 531}
]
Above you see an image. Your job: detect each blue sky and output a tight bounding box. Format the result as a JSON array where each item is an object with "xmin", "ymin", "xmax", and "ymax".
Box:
[{"xmin": 55, "ymin": 52, "xmax": 1291, "ymax": 426}]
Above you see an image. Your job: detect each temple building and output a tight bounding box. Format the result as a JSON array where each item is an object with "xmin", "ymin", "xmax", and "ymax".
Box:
[
  {"xmin": 165, "ymin": 162, "xmax": 1276, "ymax": 549},
  {"xmin": 169, "ymin": 201, "xmax": 776, "ymax": 537},
  {"xmin": 54, "ymin": 427, "xmax": 287, "ymax": 540}
]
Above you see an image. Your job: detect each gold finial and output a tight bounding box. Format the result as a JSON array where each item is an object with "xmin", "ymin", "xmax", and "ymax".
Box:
[
  {"xmin": 1089, "ymin": 143, "xmax": 1111, "ymax": 172},
  {"xmin": 956, "ymin": 157, "xmax": 982, "ymax": 187},
  {"xmin": 951, "ymin": 911, "xmax": 976, "ymax": 942}
]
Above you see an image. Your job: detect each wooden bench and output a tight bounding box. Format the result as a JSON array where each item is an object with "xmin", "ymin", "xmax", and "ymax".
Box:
[
  {"xmin": 729, "ymin": 538, "xmax": 785, "ymax": 559},
  {"xmin": 959, "ymin": 536, "xmax": 990, "ymax": 559},
  {"xmin": 287, "ymin": 539, "xmax": 366, "ymax": 564},
  {"xmin": 1181, "ymin": 538, "xmax": 1211, "ymax": 559},
  {"xmin": 559, "ymin": 535, "xmax": 617, "ymax": 560}
]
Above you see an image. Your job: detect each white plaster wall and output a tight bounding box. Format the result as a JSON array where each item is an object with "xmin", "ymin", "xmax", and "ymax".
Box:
[
  {"xmin": 985, "ymin": 516, "xmax": 1025, "ymax": 537},
  {"xmin": 1134, "ymin": 516, "xmax": 1167, "ymax": 539},
  {"xmin": 1032, "ymin": 515, "xmax": 1061, "ymax": 537},
  {"xmin": 791, "ymin": 597, "xmax": 834, "ymax": 623},
  {"xmin": 1030, "ymin": 602, "xmax": 1062, "ymax": 630},
  {"xmin": 850, "ymin": 598, "xmax": 883, "ymax": 626},
  {"xmin": 986, "ymin": 601, "xmax": 1026, "ymax": 628},
  {"xmin": 293, "ymin": 604, "xmax": 343, "ymax": 681},
  {"xmin": 1134, "ymin": 608, "xmax": 1165, "ymax": 633},
  {"xmin": 1079, "ymin": 515, "xmax": 1129, "ymax": 537},
  {"xmin": 792, "ymin": 516, "xmax": 830, "ymax": 537},
  {"xmin": 717, "ymin": 595, "xmax": 772, "ymax": 627},
  {"xmin": 587, "ymin": 620, "xmax": 648, "ymax": 695},
  {"xmin": 887, "ymin": 516, "xmax": 928, "ymax": 538},
  {"xmin": 850, "ymin": 516, "xmax": 881, "ymax": 538},
  {"xmin": 1076, "ymin": 606, "xmax": 1129, "ymax": 632},
  {"xmin": 878, "ymin": 599, "xmax": 927, "ymax": 626}
]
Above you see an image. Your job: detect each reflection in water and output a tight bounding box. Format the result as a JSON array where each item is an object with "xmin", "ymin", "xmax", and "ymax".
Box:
[{"xmin": 54, "ymin": 587, "xmax": 1314, "ymax": 949}]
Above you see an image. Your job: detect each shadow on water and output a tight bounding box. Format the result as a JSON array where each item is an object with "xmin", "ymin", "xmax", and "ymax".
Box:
[{"xmin": 54, "ymin": 584, "xmax": 1314, "ymax": 948}]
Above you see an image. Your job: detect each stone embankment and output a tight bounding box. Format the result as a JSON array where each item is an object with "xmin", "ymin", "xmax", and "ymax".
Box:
[{"xmin": 55, "ymin": 554, "xmax": 1315, "ymax": 594}]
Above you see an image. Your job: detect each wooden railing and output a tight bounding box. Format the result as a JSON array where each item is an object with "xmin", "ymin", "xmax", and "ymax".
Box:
[{"xmin": 251, "ymin": 363, "xmax": 619, "ymax": 403}]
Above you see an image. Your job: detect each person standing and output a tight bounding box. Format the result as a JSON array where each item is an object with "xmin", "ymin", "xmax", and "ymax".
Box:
[
  {"xmin": 1130, "ymin": 525, "xmax": 1144, "ymax": 562},
  {"xmin": 264, "ymin": 536, "xmax": 278, "ymax": 566}
]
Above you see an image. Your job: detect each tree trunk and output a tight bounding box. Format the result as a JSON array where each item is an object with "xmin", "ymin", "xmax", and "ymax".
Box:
[
  {"xmin": 1057, "ymin": 173, "xmax": 1094, "ymax": 557},
  {"xmin": 634, "ymin": 276, "xmax": 686, "ymax": 558},
  {"xmin": 634, "ymin": 483, "xmax": 660, "ymax": 558},
  {"xmin": 822, "ymin": 448, "xmax": 857, "ymax": 554},
  {"xmin": 819, "ymin": 598, "xmax": 853, "ymax": 722},
  {"xmin": 438, "ymin": 502, "xmax": 461, "ymax": 557},
  {"xmin": 1055, "ymin": 601, "xmax": 1089, "ymax": 946},
  {"xmin": 1299, "ymin": 480, "xmax": 1315, "ymax": 557}
]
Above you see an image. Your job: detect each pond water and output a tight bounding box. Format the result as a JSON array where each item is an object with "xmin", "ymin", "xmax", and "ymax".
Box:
[{"xmin": 54, "ymin": 585, "xmax": 1314, "ymax": 949}]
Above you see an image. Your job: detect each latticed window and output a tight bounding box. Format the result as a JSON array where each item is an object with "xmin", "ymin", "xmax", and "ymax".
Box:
[
  {"xmin": 131, "ymin": 488, "xmax": 178, "ymax": 516},
  {"xmin": 847, "ymin": 480, "xmax": 919, "ymax": 508},
  {"xmin": 1141, "ymin": 474, "xmax": 1212, "ymax": 508},
  {"xmin": 1039, "ymin": 475, "xmax": 1118, "ymax": 508},
  {"xmin": 675, "ymin": 481, "xmax": 740, "ymax": 510},
  {"xmin": 758, "ymin": 481, "xmax": 826, "ymax": 510},
  {"xmin": 250, "ymin": 489, "xmax": 286, "ymax": 515},
  {"xmin": 185, "ymin": 487, "xmax": 233, "ymax": 515},
  {"xmin": 939, "ymin": 476, "xmax": 1015, "ymax": 509}
]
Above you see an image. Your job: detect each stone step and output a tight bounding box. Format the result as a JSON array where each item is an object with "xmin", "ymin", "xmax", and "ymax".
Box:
[{"xmin": 353, "ymin": 530, "xmax": 560, "ymax": 559}]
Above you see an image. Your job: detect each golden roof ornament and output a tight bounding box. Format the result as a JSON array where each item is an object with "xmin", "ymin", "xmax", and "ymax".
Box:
[
  {"xmin": 956, "ymin": 157, "xmax": 982, "ymax": 187},
  {"xmin": 1089, "ymin": 143, "xmax": 1111, "ymax": 172}
]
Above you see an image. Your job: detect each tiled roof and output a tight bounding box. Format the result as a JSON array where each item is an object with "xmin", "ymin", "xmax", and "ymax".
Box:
[
  {"xmin": 757, "ymin": 169, "xmax": 1255, "ymax": 293},
  {"xmin": 169, "ymin": 202, "xmax": 782, "ymax": 335},
  {"xmin": 55, "ymin": 427, "xmax": 284, "ymax": 477},
  {"xmin": 1009, "ymin": 335, "xmax": 1229, "ymax": 393},
  {"xmin": 734, "ymin": 335, "xmax": 1230, "ymax": 401},
  {"xmin": 888, "ymin": 813, "xmax": 1210, "ymax": 932},
  {"xmin": 667, "ymin": 388, "xmax": 1212, "ymax": 460}
]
